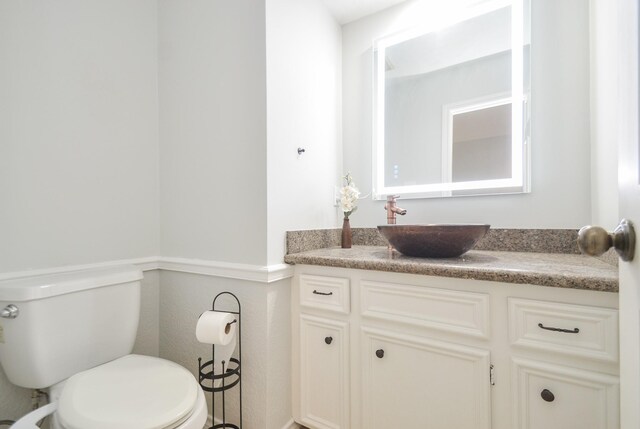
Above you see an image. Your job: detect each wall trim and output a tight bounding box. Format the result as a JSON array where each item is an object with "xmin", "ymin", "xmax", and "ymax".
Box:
[
  {"xmin": 0, "ymin": 256, "xmax": 160, "ymax": 281},
  {"xmin": 0, "ymin": 257, "xmax": 293, "ymax": 284},
  {"xmin": 158, "ymin": 257, "xmax": 293, "ymax": 283}
]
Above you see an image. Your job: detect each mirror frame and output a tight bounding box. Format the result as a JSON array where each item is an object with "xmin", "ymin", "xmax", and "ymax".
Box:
[{"xmin": 372, "ymin": 0, "xmax": 530, "ymax": 200}]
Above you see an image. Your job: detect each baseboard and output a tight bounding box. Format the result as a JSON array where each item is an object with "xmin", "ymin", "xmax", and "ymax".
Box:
[
  {"xmin": 206, "ymin": 415, "xmax": 299, "ymax": 429},
  {"xmin": 281, "ymin": 419, "xmax": 301, "ymax": 429}
]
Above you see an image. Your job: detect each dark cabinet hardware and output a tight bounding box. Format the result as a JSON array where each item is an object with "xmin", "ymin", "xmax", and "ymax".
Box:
[
  {"xmin": 325, "ymin": 336, "xmax": 333, "ymax": 345},
  {"xmin": 376, "ymin": 349, "xmax": 385, "ymax": 358},
  {"xmin": 313, "ymin": 290, "xmax": 333, "ymax": 296},
  {"xmin": 538, "ymin": 323, "xmax": 579, "ymax": 334},
  {"xmin": 541, "ymin": 389, "xmax": 555, "ymax": 402}
]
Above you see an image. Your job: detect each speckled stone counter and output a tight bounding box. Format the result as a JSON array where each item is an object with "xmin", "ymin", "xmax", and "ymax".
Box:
[
  {"xmin": 284, "ymin": 246, "xmax": 618, "ymax": 292},
  {"xmin": 286, "ymin": 228, "xmax": 583, "ymax": 254}
]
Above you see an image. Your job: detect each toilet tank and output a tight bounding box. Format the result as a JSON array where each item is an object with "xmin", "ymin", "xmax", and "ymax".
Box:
[{"xmin": 0, "ymin": 265, "xmax": 142, "ymax": 389}]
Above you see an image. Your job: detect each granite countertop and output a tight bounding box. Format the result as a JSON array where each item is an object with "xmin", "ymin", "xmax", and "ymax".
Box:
[{"xmin": 284, "ymin": 246, "xmax": 619, "ymax": 292}]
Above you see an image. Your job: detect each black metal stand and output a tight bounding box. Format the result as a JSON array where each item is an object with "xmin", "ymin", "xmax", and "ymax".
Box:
[{"xmin": 197, "ymin": 292, "xmax": 242, "ymax": 429}]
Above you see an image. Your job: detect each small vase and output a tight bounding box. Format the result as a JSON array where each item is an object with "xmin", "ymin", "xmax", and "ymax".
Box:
[{"xmin": 341, "ymin": 217, "xmax": 352, "ymax": 249}]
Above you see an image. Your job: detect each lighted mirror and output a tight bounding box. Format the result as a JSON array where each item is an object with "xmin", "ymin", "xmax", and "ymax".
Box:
[{"xmin": 373, "ymin": 0, "xmax": 530, "ymax": 199}]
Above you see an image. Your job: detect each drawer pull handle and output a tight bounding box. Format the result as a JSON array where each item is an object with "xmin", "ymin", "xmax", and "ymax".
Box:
[
  {"xmin": 541, "ymin": 389, "xmax": 555, "ymax": 402},
  {"xmin": 538, "ymin": 323, "xmax": 580, "ymax": 334},
  {"xmin": 313, "ymin": 290, "xmax": 333, "ymax": 296},
  {"xmin": 376, "ymin": 349, "xmax": 385, "ymax": 359},
  {"xmin": 325, "ymin": 336, "xmax": 333, "ymax": 345}
]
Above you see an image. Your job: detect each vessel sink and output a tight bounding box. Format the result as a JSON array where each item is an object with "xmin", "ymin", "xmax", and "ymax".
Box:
[{"xmin": 377, "ymin": 224, "xmax": 490, "ymax": 258}]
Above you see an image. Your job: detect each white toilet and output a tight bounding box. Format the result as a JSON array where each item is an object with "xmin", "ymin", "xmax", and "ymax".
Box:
[{"xmin": 0, "ymin": 266, "xmax": 207, "ymax": 429}]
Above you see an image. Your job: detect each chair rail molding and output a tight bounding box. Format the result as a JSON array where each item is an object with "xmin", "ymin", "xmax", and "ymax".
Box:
[{"xmin": 0, "ymin": 257, "xmax": 294, "ymax": 284}]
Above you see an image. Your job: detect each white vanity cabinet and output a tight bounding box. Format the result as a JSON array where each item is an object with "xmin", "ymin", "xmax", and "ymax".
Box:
[
  {"xmin": 361, "ymin": 328, "xmax": 491, "ymax": 429},
  {"xmin": 511, "ymin": 357, "xmax": 619, "ymax": 429},
  {"xmin": 358, "ymin": 278, "xmax": 492, "ymax": 428},
  {"xmin": 293, "ymin": 274, "xmax": 351, "ymax": 429},
  {"xmin": 508, "ymin": 298, "xmax": 620, "ymax": 429},
  {"xmin": 291, "ymin": 265, "xmax": 619, "ymax": 429},
  {"xmin": 298, "ymin": 314, "xmax": 350, "ymax": 429}
]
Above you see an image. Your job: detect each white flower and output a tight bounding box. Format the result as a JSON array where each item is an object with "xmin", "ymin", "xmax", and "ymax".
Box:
[{"xmin": 340, "ymin": 173, "xmax": 360, "ymax": 217}]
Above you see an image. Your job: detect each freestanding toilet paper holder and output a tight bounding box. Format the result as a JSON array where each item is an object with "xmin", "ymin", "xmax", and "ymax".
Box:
[{"xmin": 198, "ymin": 292, "xmax": 242, "ymax": 429}]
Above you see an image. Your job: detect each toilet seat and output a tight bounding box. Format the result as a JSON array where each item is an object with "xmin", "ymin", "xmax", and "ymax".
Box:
[{"xmin": 57, "ymin": 355, "xmax": 201, "ymax": 429}]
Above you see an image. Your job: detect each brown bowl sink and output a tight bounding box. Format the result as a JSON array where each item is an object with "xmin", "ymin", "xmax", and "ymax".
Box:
[{"xmin": 377, "ymin": 224, "xmax": 490, "ymax": 258}]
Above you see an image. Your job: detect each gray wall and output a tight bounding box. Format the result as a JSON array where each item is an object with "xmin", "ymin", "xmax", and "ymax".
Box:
[
  {"xmin": 158, "ymin": 0, "xmax": 268, "ymax": 266},
  {"xmin": 0, "ymin": 0, "xmax": 160, "ymax": 273},
  {"xmin": 0, "ymin": 0, "xmax": 338, "ymax": 426},
  {"xmin": 0, "ymin": 0, "xmax": 160, "ymax": 421}
]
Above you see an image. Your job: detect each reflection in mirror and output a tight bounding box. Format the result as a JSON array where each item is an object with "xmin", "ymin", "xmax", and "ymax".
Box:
[
  {"xmin": 450, "ymin": 101, "xmax": 511, "ymax": 182},
  {"xmin": 373, "ymin": 0, "xmax": 530, "ymax": 199}
]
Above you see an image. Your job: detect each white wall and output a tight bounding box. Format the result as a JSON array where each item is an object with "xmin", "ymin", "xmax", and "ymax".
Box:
[
  {"xmin": 0, "ymin": 0, "xmax": 160, "ymax": 421},
  {"xmin": 1, "ymin": 1, "xmax": 601, "ymax": 426},
  {"xmin": 133, "ymin": 270, "xmax": 161, "ymax": 357},
  {"xmin": 589, "ymin": 0, "xmax": 619, "ymax": 230},
  {"xmin": 157, "ymin": 1, "xmax": 321, "ymax": 427},
  {"xmin": 265, "ymin": 280, "xmax": 293, "ymax": 429},
  {"xmin": 158, "ymin": 0, "xmax": 268, "ymax": 266},
  {"xmin": 266, "ymin": 0, "xmax": 343, "ymax": 265},
  {"xmin": 158, "ymin": 271, "xmax": 291, "ymax": 429},
  {"xmin": 0, "ymin": 0, "xmax": 321, "ymax": 425},
  {"xmin": 342, "ymin": 0, "xmax": 592, "ymax": 228},
  {"xmin": 0, "ymin": 370, "xmax": 31, "ymax": 424},
  {"xmin": 0, "ymin": 0, "xmax": 160, "ymax": 273}
]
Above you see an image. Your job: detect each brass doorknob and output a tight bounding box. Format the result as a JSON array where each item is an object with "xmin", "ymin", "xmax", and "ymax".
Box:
[{"xmin": 578, "ymin": 219, "xmax": 635, "ymax": 261}]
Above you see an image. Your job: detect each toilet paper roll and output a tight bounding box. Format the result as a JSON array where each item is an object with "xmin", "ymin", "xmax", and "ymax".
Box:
[
  {"xmin": 212, "ymin": 341, "xmax": 236, "ymax": 388},
  {"xmin": 196, "ymin": 311, "xmax": 237, "ymax": 346}
]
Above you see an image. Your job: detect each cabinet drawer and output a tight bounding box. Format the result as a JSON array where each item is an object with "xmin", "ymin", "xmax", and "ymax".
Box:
[
  {"xmin": 508, "ymin": 298, "xmax": 618, "ymax": 362},
  {"xmin": 361, "ymin": 280, "xmax": 490, "ymax": 339},
  {"xmin": 512, "ymin": 358, "xmax": 619, "ymax": 429},
  {"xmin": 300, "ymin": 275, "xmax": 350, "ymax": 314}
]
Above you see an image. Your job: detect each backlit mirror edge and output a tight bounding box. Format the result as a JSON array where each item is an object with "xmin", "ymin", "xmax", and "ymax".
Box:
[{"xmin": 371, "ymin": 0, "xmax": 531, "ymax": 201}]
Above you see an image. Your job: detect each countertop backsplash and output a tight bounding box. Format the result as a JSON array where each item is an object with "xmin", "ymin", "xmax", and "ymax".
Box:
[{"xmin": 287, "ymin": 227, "xmax": 582, "ymax": 255}]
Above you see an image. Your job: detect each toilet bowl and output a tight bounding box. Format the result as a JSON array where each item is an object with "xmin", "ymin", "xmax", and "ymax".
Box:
[
  {"xmin": 10, "ymin": 355, "xmax": 207, "ymax": 429},
  {"xmin": 0, "ymin": 266, "xmax": 207, "ymax": 429},
  {"xmin": 48, "ymin": 355, "xmax": 207, "ymax": 429}
]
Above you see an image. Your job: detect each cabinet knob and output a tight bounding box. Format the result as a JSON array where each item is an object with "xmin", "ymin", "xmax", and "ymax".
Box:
[
  {"xmin": 325, "ymin": 336, "xmax": 333, "ymax": 345},
  {"xmin": 375, "ymin": 349, "xmax": 385, "ymax": 358},
  {"xmin": 540, "ymin": 389, "xmax": 555, "ymax": 402}
]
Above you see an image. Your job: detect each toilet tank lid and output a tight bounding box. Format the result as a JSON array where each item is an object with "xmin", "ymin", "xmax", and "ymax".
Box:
[{"xmin": 0, "ymin": 265, "xmax": 143, "ymax": 302}]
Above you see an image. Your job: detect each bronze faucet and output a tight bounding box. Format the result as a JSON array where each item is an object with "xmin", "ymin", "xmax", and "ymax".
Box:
[{"xmin": 384, "ymin": 195, "xmax": 407, "ymax": 224}]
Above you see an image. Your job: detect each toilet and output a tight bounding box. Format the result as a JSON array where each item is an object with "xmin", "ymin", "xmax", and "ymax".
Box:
[{"xmin": 0, "ymin": 266, "xmax": 207, "ymax": 429}]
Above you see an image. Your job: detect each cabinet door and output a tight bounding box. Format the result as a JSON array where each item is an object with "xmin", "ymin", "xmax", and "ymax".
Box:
[
  {"xmin": 298, "ymin": 315, "xmax": 349, "ymax": 429},
  {"xmin": 361, "ymin": 327, "xmax": 491, "ymax": 429},
  {"xmin": 512, "ymin": 358, "xmax": 619, "ymax": 429}
]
